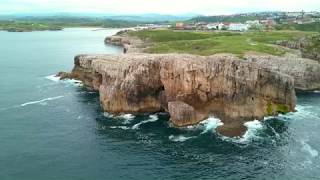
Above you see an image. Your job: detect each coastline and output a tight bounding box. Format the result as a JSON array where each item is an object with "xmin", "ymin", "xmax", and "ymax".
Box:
[{"xmin": 57, "ymin": 29, "xmax": 319, "ymax": 137}]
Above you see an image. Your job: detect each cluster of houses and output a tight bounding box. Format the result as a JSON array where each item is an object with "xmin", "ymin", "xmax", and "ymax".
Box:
[
  {"xmin": 174, "ymin": 19, "xmax": 276, "ymax": 32},
  {"xmin": 205, "ymin": 22, "xmax": 250, "ymax": 31},
  {"xmin": 174, "ymin": 11, "xmax": 320, "ymax": 32},
  {"xmin": 280, "ymin": 11, "xmax": 320, "ymax": 24},
  {"xmin": 122, "ymin": 11, "xmax": 320, "ymax": 32}
]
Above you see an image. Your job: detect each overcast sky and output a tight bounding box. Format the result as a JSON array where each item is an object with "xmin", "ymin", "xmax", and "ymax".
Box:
[{"xmin": 1, "ymin": 0, "xmax": 320, "ymax": 15}]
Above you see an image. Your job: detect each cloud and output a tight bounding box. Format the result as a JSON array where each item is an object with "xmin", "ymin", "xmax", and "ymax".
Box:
[{"xmin": 1, "ymin": 0, "xmax": 320, "ymax": 15}]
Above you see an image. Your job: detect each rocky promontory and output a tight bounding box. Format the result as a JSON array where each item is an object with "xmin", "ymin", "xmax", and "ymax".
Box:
[
  {"xmin": 59, "ymin": 31, "xmax": 320, "ymax": 137},
  {"xmin": 61, "ymin": 53, "xmax": 296, "ymax": 137}
]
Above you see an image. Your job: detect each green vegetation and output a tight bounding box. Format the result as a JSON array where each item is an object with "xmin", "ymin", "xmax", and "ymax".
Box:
[
  {"xmin": 266, "ymin": 102, "xmax": 290, "ymax": 115},
  {"xmin": 309, "ymin": 34, "xmax": 320, "ymax": 49},
  {"xmin": 276, "ymin": 104, "xmax": 290, "ymax": 114},
  {"xmin": 0, "ymin": 17, "xmax": 151, "ymax": 32},
  {"xmin": 129, "ymin": 30, "xmax": 313, "ymax": 57},
  {"xmin": 275, "ymin": 22, "xmax": 320, "ymax": 32},
  {"xmin": 0, "ymin": 21, "xmax": 62, "ymax": 32},
  {"xmin": 17, "ymin": 17, "xmax": 146, "ymax": 28},
  {"xmin": 129, "ymin": 30, "xmax": 213, "ymax": 42},
  {"xmin": 267, "ymin": 102, "xmax": 273, "ymax": 116}
]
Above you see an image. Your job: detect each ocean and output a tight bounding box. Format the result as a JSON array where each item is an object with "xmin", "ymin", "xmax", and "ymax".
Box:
[{"xmin": 0, "ymin": 28, "xmax": 319, "ymax": 180}]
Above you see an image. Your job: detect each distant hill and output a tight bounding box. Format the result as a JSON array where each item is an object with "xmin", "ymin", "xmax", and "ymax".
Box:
[
  {"xmin": 106, "ymin": 13, "xmax": 198, "ymax": 22},
  {"xmin": 2, "ymin": 13, "xmax": 199, "ymax": 22},
  {"xmin": 7, "ymin": 16, "xmax": 148, "ymax": 28}
]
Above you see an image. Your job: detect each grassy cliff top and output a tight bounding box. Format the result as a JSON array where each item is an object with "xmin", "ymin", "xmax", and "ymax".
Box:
[{"xmin": 128, "ymin": 30, "xmax": 316, "ymax": 57}]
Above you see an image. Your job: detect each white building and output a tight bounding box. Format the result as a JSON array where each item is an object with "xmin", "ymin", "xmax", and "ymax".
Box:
[
  {"xmin": 246, "ymin": 20, "xmax": 260, "ymax": 26},
  {"xmin": 286, "ymin": 12, "xmax": 303, "ymax": 17},
  {"xmin": 206, "ymin": 23, "xmax": 220, "ymax": 30},
  {"xmin": 229, "ymin": 23, "xmax": 249, "ymax": 31}
]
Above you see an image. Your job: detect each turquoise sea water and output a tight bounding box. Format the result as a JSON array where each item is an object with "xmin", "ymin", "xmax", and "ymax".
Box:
[{"xmin": 0, "ymin": 28, "xmax": 319, "ymax": 180}]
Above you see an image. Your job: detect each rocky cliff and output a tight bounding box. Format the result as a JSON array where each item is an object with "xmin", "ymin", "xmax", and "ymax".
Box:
[
  {"xmin": 245, "ymin": 54, "xmax": 320, "ymax": 91},
  {"xmin": 106, "ymin": 33, "xmax": 320, "ymax": 91},
  {"xmin": 105, "ymin": 32, "xmax": 144, "ymax": 54},
  {"xmin": 61, "ymin": 53, "xmax": 296, "ymax": 137}
]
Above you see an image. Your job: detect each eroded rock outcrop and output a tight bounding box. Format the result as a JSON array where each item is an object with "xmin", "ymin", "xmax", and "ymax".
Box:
[
  {"xmin": 63, "ymin": 53, "xmax": 296, "ymax": 137},
  {"xmin": 245, "ymin": 54, "xmax": 320, "ymax": 91},
  {"xmin": 105, "ymin": 34, "xmax": 144, "ymax": 54},
  {"xmin": 275, "ymin": 35, "xmax": 320, "ymax": 62}
]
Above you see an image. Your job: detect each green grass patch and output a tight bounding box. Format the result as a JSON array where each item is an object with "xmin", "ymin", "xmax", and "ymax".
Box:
[
  {"xmin": 275, "ymin": 22, "xmax": 320, "ymax": 32},
  {"xmin": 128, "ymin": 30, "xmax": 304, "ymax": 56},
  {"xmin": 276, "ymin": 104, "xmax": 290, "ymax": 114},
  {"xmin": 129, "ymin": 30, "xmax": 238, "ymax": 42}
]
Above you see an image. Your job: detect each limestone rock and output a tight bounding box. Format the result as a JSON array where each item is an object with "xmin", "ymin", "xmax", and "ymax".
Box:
[
  {"xmin": 245, "ymin": 54, "xmax": 320, "ymax": 91},
  {"xmin": 105, "ymin": 35, "xmax": 144, "ymax": 54},
  {"xmin": 65, "ymin": 53, "xmax": 296, "ymax": 137}
]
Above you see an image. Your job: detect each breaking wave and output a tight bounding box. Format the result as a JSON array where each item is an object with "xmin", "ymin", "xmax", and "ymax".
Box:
[
  {"xmin": 169, "ymin": 135, "xmax": 196, "ymax": 142},
  {"xmin": 109, "ymin": 126, "xmax": 131, "ymax": 130},
  {"xmin": 240, "ymin": 120, "xmax": 264, "ymax": 142},
  {"xmin": 301, "ymin": 141, "xmax": 319, "ymax": 158},
  {"xmin": 179, "ymin": 116, "xmax": 224, "ymax": 133},
  {"xmin": 45, "ymin": 75, "xmax": 82, "ymax": 86},
  {"xmin": 45, "ymin": 75, "xmax": 60, "ymax": 82},
  {"xmin": 119, "ymin": 114, "xmax": 135, "ymax": 124},
  {"xmin": 20, "ymin": 96, "xmax": 64, "ymax": 107},
  {"xmin": 200, "ymin": 117, "xmax": 224, "ymax": 134},
  {"xmin": 132, "ymin": 115, "xmax": 159, "ymax": 129},
  {"xmin": 103, "ymin": 112, "xmax": 114, "ymax": 118},
  {"xmin": 103, "ymin": 113, "xmax": 136, "ymax": 124}
]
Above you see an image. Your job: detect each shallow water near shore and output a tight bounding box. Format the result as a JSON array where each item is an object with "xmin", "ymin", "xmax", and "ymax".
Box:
[{"xmin": 1, "ymin": 28, "xmax": 320, "ymax": 180}]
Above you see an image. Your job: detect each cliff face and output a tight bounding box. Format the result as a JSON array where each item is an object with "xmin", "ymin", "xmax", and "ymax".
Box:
[
  {"xmin": 66, "ymin": 53, "xmax": 296, "ymax": 137},
  {"xmin": 106, "ymin": 33, "xmax": 320, "ymax": 91},
  {"xmin": 245, "ymin": 54, "xmax": 320, "ymax": 91},
  {"xmin": 105, "ymin": 35, "xmax": 144, "ymax": 54}
]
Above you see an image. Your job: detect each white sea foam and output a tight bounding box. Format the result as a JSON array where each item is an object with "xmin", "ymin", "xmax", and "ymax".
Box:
[
  {"xmin": 45, "ymin": 75, "xmax": 82, "ymax": 86},
  {"xmin": 45, "ymin": 75, "xmax": 61, "ymax": 82},
  {"xmin": 169, "ymin": 135, "xmax": 195, "ymax": 142},
  {"xmin": 109, "ymin": 126, "xmax": 131, "ymax": 130},
  {"xmin": 180, "ymin": 116, "xmax": 224, "ymax": 132},
  {"xmin": 102, "ymin": 113, "xmax": 136, "ymax": 124},
  {"xmin": 200, "ymin": 117, "xmax": 224, "ymax": 134},
  {"xmin": 103, "ymin": 112, "xmax": 114, "ymax": 118},
  {"xmin": 238, "ymin": 120, "xmax": 263, "ymax": 143},
  {"xmin": 20, "ymin": 96, "xmax": 64, "ymax": 107},
  {"xmin": 132, "ymin": 114, "xmax": 159, "ymax": 129},
  {"xmin": 314, "ymin": 90, "xmax": 320, "ymax": 93},
  {"xmin": 301, "ymin": 141, "xmax": 319, "ymax": 158},
  {"xmin": 118, "ymin": 114, "xmax": 135, "ymax": 124},
  {"xmin": 268, "ymin": 125, "xmax": 280, "ymax": 139},
  {"xmin": 240, "ymin": 120, "xmax": 264, "ymax": 142},
  {"xmin": 220, "ymin": 120, "xmax": 264, "ymax": 144}
]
